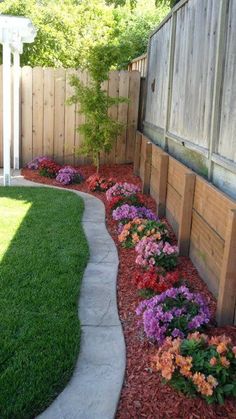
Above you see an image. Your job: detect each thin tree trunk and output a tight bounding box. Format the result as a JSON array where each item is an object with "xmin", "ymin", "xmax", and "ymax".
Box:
[{"xmin": 96, "ymin": 152, "xmax": 100, "ymax": 173}]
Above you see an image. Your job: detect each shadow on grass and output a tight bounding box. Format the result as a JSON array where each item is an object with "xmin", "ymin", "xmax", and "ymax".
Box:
[{"xmin": 0, "ymin": 187, "xmax": 89, "ymax": 419}]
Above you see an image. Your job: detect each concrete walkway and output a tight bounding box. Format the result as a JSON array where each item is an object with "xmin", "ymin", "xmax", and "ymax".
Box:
[{"xmin": 0, "ymin": 170, "xmax": 126, "ymax": 419}]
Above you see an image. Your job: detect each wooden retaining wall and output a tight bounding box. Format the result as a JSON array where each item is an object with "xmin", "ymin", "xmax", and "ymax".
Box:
[
  {"xmin": 134, "ymin": 132, "xmax": 236, "ymax": 326},
  {"xmin": 0, "ymin": 67, "xmax": 140, "ymax": 167}
]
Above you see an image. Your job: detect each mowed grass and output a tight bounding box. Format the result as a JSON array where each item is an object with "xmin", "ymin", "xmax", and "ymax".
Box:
[{"xmin": 0, "ymin": 187, "xmax": 89, "ymax": 419}]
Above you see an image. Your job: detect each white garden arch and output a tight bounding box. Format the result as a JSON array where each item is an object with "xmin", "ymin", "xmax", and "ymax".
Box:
[{"xmin": 0, "ymin": 15, "xmax": 36, "ymax": 186}]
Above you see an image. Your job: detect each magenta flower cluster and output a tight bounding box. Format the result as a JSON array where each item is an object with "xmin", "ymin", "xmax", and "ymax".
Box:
[
  {"xmin": 135, "ymin": 237, "xmax": 178, "ymax": 269},
  {"xmin": 27, "ymin": 156, "xmax": 48, "ymax": 170},
  {"xmin": 136, "ymin": 286, "xmax": 210, "ymax": 344},
  {"xmin": 112, "ymin": 204, "xmax": 158, "ymax": 223},
  {"xmin": 56, "ymin": 166, "xmax": 83, "ymax": 185},
  {"xmin": 106, "ymin": 182, "xmax": 140, "ymax": 201}
]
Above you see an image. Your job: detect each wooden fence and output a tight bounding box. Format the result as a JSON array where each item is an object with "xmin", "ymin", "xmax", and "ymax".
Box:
[
  {"xmin": 134, "ymin": 132, "xmax": 236, "ymax": 326},
  {"xmin": 0, "ymin": 67, "xmax": 140, "ymax": 167},
  {"xmin": 143, "ymin": 0, "xmax": 236, "ymax": 201},
  {"xmin": 128, "ymin": 53, "xmax": 147, "ymax": 77}
]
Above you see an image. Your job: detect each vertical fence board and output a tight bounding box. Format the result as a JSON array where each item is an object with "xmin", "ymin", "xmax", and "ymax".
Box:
[
  {"xmin": 126, "ymin": 71, "xmax": 141, "ymax": 162},
  {"xmin": 74, "ymin": 70, "xmax": 88, "ymax": 165},
  {"xmin": 54, "ymin": 68, "xmax": 66, "ymax": 165},
  {"xmin": 64, "ymin": 69, "xmax": 76, "ymax": 165},
  {"xmin": 107, "ymin": 70, "xmax": 119, "ymax": 164},
  {"xmin": 116, "ymin": 71, "xmax": 129, "ymax": 163},
  {"xmin": 43, "ymin": 68, "xmax": 54, "ymax": 157},
  {"xmin": 32, "ymin": 67, "xmax": 44, "ymax": 158},
  {"xmin": 21, "ymin": 66, "xmax": 33, "ymax": 166}
]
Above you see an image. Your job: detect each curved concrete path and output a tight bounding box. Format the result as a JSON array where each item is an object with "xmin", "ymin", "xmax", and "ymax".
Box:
[{"xmin": 0, "ymin": 171, "xmax": 126, "ymax": 419}]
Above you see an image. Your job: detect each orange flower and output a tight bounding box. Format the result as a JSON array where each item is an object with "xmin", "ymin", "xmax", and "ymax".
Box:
[
  {"xmin": 137, "ymin": 225, "xmax": 144, "ymax": 232},
  {"xmin": 209, "ymin": 356, "xmax": 217, "ymax": 366},
  {"xmin": 209, "ymin": 334, "xmax": 231, "ymax": 347},
  {"xmin": 153, "ymin": 349, "xmax": 175, "ymax": 380},
  {"xmin": 216, "ymin": 342, "xmax": 228, "ymax": 354},
  {"xmin": 188, "ymin": 332, "xmax": 208, "ymax": 342},
  {"xmin": 192, "ymin": 372, "xmax": 213, "ymax": 396},
  {"xmin": 207, "ymin": 375, "xmax": 218, "ymax": 388},
  {"xmin": 176, "ymin": 355, "xmax": 193, "ymax": 378},
  {"xmin": 153, "ymin": 232, "xmax": 161, "ymax": 240},
  {"xmin": 220, "ymin": 356, "xmax": 230, "ymax": 367}
]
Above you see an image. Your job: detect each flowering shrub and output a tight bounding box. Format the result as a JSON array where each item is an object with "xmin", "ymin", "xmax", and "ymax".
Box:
[
  {"xmin": 134, "ymin": 268, "xmax": 180, "ymax": 296},
  {"xmin": 87, "ymin": 174, "xmax": 114, "ymax": 192},
  {"xmin": 38, "ymin": 159, "xmax": 61, "ymax": 178},
  {"xmin": 27, "ymin": 156, "xmax": 48, "ymax": 170},
  {"xmin": 136, "ymin": 286, "xmax": 210, "ymax": 344},
  {"xmin": 106, "ymin": 182, "xmax": 140, "ymax": 201},
  {"xmin": 56, "ymin": 166, "xmax": 83, "ymax": 185},
  {"xmin": 112, "ymin": 204, "xmax": 158, "ymax": 223},
  {"xmin": 118, "ymin": 218, "xmax": 169, "ymax": 248},
  {"xmin": 135, "ymin": 237, "xmax": 178, "ymax": 271},
  {"xmin": 153, "ymin": 333, "xmax": 236, "ymax": 404},
  {"xmin": 108, "ymin": 193, "xmax": 145, "ymax": 211}
]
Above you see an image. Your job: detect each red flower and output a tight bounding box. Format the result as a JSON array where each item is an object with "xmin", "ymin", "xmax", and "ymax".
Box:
[
  {"xmin": 133, "ymin": 268, "xmax": 180, "ymax": 293},
  {"xmin": 86, "ymin": 174, "xmax": 114, "ymax": 192},
  {"xmin": 38, "ymin": 159, "xmax": 61, "ymax": 178}
]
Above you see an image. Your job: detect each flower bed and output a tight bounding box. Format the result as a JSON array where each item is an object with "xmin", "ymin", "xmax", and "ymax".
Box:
[{"xmin": 22, "ymin": 163, "xmax": 236, "ymax": 417}]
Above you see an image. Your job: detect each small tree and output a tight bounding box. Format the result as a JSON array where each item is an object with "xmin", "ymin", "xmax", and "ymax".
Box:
[{"xmin": 68, "ymin": 44, "xmax": 128, "ymax": 172}]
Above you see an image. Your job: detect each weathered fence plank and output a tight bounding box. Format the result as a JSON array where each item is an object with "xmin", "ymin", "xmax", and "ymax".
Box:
[
  {"xmin": 54, "ymin": 68, "xmax": 66, "ymax": 165},
  {"xmin": 126, "ymin": 71, "xmax": 141, "ymax": 162},
  {"xmin": 116, "ymin": 70, "xmax": 129, "ymax": 164},
  {"xmin": 32, "ymin": 67, "xmax": 44, "ymax": 158},
  {"xmin": 21, "ymin": 66, "xmax": 33, "ymax": 166},
  {"xmin": 64, "ymin": 69, "xmax": 76, "ymax": 165},
  {"xmin": 107, "ymin": 70, "xmax": 119, "ymax": 164},
  {"xmin": 43, "ymin": 68, "xmax": 54, "ymax": 157}
]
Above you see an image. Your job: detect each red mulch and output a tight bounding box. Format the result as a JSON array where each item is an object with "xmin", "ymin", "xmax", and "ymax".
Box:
[{"xmin": 22, "ymin": 164, "xmax": 236, "ymax": 419}]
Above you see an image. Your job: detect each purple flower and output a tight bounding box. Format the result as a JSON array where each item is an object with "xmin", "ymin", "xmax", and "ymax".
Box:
[
  {"xmin": 56, "ymin": 166, "xmax": 83, "ymax": 185},
  {"xmin": 27, "ymin": 156, "xmax": 48, "ymax": 169},
  {"xmin": 136, "ymin": 286, "xmax": 210, "ymax": 344},
  {"xmin": 112, "ymin": 204, "xmax": 158, "ymax": 222},
  {"xmin": 171, "ymin": 328, "xmax": 185, "ymax": 339}
]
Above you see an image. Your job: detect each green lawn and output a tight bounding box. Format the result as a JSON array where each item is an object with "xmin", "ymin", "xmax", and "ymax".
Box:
[{"xmin": 0, "ymin": 187, "xmax": 89, "ymax": 419}]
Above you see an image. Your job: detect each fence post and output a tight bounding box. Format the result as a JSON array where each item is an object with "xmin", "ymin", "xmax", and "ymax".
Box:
[
  {"xmin": 216, "ymin": 209, "xmax": 236, "ymax": 326},
  {"xmin": 178, "ymin": 173, "xmax": 196, "ymax": 256},
  {"xmin": 133, "ymin": 131, "xmax": 142, "ymax": 176},
  {"xmin": 156, "ymin": 153, "xmax": 169, "ymax": 218},
  {"xmin": 142, "ymin": 140, "xmax": 152, "ymax": 194}
]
